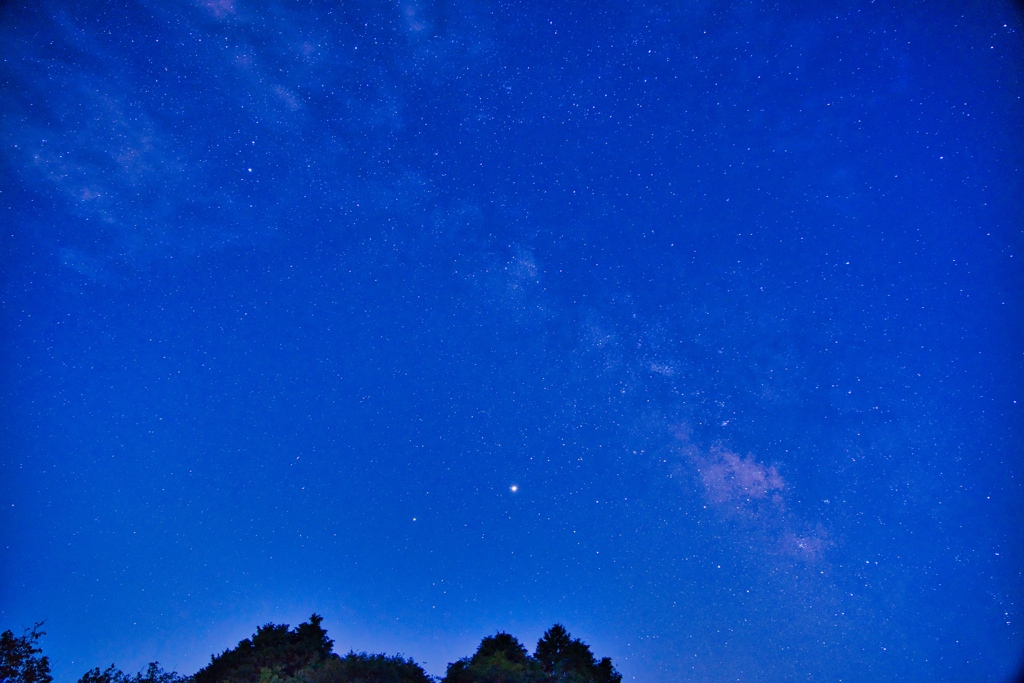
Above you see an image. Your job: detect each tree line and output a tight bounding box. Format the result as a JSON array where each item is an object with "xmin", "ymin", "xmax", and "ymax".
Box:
[{"xmin": 1, "ymin": 615, "xmax": 622, "ymax": 683}]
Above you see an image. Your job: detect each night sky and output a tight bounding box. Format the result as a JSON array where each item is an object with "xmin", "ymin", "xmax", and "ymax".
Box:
[{"xmin": 2, "ymin": 1, "xmax": 1022, "ymax": 681}]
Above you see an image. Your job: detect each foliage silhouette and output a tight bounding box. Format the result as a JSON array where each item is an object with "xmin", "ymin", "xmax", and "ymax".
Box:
[
  {"xmin": 190, "ymin": 615, "xmax": 429, "ymax": 683},
  {"xmin": 442, "ymin": 631, "xmax": 542, "ymax": 681},
  {"xmin": 78, "ymin": 662, "xmax": 188, "ymax": 683},
  {"xmin": 6, "ymin": 614, "xmax": 621, "ymax": 683},
  {"xmin": 192, "ymin": 615, "xmax": 334, "ymax": 683},
  {"xmin": 470, "ymin": 634, "xmax": 530, "ymax": 667},
  {"xmin": 298, "ymin": 652, "xmax": 431, "ymax": 683},
  {"xmin": 0, "ymin": 622, "xmax": 52, "ymax": 683},
  {"xmin": 440, "ymin": 627, "xmax": 620, "ymax": 683},
  {"xmin": 534, "ymin": 625, "xmax": 620, "ymax": 683}
]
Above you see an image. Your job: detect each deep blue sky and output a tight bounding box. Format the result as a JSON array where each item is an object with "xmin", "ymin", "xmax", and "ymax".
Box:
[{"xmin": 2, "ymin": 1, "xmax": 1022, "ymax": 681}]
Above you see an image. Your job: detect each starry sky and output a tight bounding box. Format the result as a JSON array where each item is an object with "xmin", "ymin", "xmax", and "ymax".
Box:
[{"xmin": 1, "ymin": 1, "xmax": 1022, "ymax": 681}]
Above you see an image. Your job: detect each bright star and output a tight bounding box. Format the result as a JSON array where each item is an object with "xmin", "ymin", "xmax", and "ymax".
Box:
[{"xmin": 510, "ymin": 484, "xmax": 518, "ymax": 493}]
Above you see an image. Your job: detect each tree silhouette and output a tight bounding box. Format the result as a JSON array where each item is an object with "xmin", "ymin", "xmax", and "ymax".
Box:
[
  {"xmin": 301, "ymin": 652, "xmax": 432, "ymax": 683},
  {"xmin": 0, "ymin": 622, "xmax": 52, "ymax": 683},
  {"xmin": 77, "ymin": 662, "xmax": 187, "ymax": 683},
  {"xmin": 441, "ymin": 632, "xmax": 547, "ymax": 683},
  {"xmin": 534, "ymin": 625, "xmax": 571, "ymax": 673},
  {"xmin": 192, "ymin": 614, "xmax": 333, "ymax": 683},
  {"xmin": 187, "ymin": 615, "xmax": 432, "ymax": 683},
  {"xmin": 63, "ymin": 616, "xmax": 622, "ymax": 683},
  {"xmin": 534, "ymin": 625, "xmax": 621, "ymax": 683},
  {"xmin": 471, "ymin": 633, "xmax": 530, "ymax": 667},
  {"xmin": 440, "ymin": 627, "xmax": 620, "ymax": 683}
]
